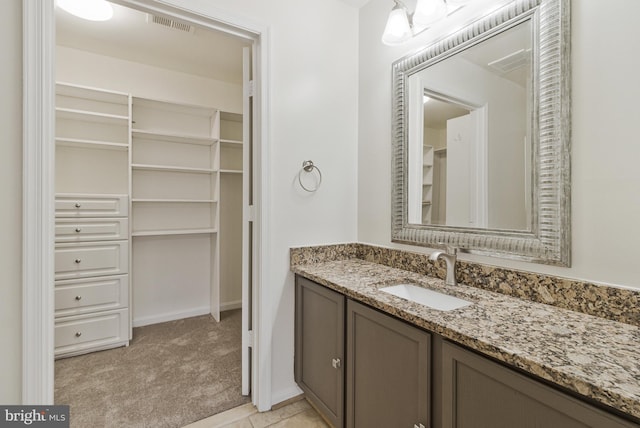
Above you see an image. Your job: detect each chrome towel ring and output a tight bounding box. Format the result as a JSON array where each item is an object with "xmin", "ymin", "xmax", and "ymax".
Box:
[{"xmin": 298, "ymin": 160, "xmax": 322, "ymax": 192}]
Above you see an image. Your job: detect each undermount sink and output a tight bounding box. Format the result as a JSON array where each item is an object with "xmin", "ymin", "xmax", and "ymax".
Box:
[{"xmin": 380, "ymin": 284, "xmax": 472, "ymax": 311}]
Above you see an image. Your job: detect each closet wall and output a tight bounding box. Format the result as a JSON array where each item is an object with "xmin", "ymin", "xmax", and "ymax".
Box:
[{"xmin": 56, "ymin": 45, "xmax": 243, "ymax": 327}]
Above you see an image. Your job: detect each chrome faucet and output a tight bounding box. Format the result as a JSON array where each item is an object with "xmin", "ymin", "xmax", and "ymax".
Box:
[{"xmin": 429, "ymin": 246, "xmax": 457, "ymax": 286}]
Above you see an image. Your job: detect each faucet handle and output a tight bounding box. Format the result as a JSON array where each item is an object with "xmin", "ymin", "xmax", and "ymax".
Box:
[{"xmin": 445, "ymin": 246, "xmax": 457, "ymax": 256}]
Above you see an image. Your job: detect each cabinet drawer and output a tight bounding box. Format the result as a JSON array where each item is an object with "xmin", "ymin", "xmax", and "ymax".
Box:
[
  {"xmin": 55, "ymin": 194, "xmax": 128, "ymax": 217},
  {"xmin": 55, "ymin": 275, "xmax": 128, "ymax": 317},
  {"xmin": 55, "ymin": 241, "xmax": 128, "ymax": 280},
  {"xmin": 55, "ymin": 309, "xmax": 128, "ymax": 357},
  {"xmin": 55, "ymin": 218, "xmax": 128, "ymax": 242}
]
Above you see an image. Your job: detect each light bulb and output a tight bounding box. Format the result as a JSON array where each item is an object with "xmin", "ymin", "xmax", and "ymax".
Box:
[
  {"xmin": 413, "ymin": 0, "xmax": 447, "ymax": 28},
  {"xmin": 57, "ymin": 0, "xmax": 114, "ymax": 22},
  {"xmin": 381, "ymin": 3, "xmax": 413, "ymax": 46}
]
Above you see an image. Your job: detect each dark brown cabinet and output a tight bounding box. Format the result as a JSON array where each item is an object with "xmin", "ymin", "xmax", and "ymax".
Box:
[
  {"xmin": 295, "ymin": 276, "xmax": 638, "ymax": 428},
  {"xmin": 295, "ymin": 276, "xmax": 345, "ymax": 428},
  {"xmin": 442, "ymin": 341, "xmax": 637, "ymax": 428},
  {"xmin": 346, "ymin": 300, "xmax": 431, "ymax": 428}
]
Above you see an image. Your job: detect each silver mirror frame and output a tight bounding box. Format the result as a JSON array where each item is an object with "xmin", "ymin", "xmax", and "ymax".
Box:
[{"xmin": 391, "ymin": 0, "xmax": 571, "ymax": 266}]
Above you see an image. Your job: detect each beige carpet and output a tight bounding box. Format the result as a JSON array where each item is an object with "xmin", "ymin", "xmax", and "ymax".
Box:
[{"xmin": 55, "ymin": 310, "xmax": 250, "ymax": 428}]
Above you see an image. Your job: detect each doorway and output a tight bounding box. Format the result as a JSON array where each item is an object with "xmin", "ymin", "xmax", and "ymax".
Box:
[
  {"xmin": 22, "ymin": 0, "xmax": 269, "ymax": 419},
  {"xmin": 52, "ymin": 2, "xmax": 251, "ymax": 425}
]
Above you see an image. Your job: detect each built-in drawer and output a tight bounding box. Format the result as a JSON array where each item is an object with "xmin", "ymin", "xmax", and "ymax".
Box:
[
  {"xmin": 55, "ymin": 194, "xmax": 128, "ymax": 218},
  {"xmin": 55, "ymin": 218, "xmax": 129, "ymax": 243},
  {"xmin": 55, "ymin": 275, "xmax": 128, "ymax": 317},
  {"xmin": 55, "ymin": 309, "xmax": 128, "ymax": 357},
  {"xmin": 55, "ymin": 241, "xmax": 128, "ymax": 280}
]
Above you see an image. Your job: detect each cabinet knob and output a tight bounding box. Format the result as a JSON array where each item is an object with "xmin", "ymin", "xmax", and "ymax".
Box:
[
  {"xmin": 75, "ymin": 332, "xmax": 82, "ymax": 338},
  {"xmin": 74, "ymin": 203, "xmax": 81, "ymax": 208},
  {"xmin": 75, "ymin": 228, "xmax": 82, "ymax": 233},
  {"xmin": 75, "ymin": 295, "xmax": 82, "ymax": 301},
  {"xmin": 331, "ymin": 358, "xmax": 341, "ymax": 369},
  {"xmin": 413, "ymin": 424, "xmax": 426, "ymax": 428},
  {"xmin": 75, "ymin": 259, "xmax": 82, "ymax": 264}
]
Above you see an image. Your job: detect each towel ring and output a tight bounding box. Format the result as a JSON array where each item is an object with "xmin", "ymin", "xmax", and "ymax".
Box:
[{"xmin": 298, "ymin": 160, "xmax": 322, "ymax": 192}]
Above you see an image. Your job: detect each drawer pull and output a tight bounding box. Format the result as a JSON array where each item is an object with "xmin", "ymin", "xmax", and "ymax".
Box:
[
  {"xmin": 75, "ymin": 228, "xmax": 82, "ymax": 233},
  {"xmin": 75, "ymin": 259, "xmax": 82, "ymax": 264},
  {"xmin": 75, "ymin": 295, "xmax": 82, "ymax": 301},
  {"xmin": 75, "ymin": 203, "xmax": 81, "ymax": 208},
  {"xmin": 75, "ymin": 332, "xmax": 82, "ymax": 338}
]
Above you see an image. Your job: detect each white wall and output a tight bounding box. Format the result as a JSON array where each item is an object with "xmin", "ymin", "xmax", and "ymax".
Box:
[
  {"xmin": 57, "ymin": 46, "xmax": 242, "ymax": 112},
  {"xmin": 0, "ymin": 0, "xmax": 23, "ymax": 404},
  {"xmin": 161, "ymin": 0, "xmax": 360, "ymax": 404},
  {"xmin": 358, "ymin": 0, "xmax": 640, "ymax": 289},
  {"xmin": 0, "ymin": 0, "xmax": 22, "ymax": 404}
]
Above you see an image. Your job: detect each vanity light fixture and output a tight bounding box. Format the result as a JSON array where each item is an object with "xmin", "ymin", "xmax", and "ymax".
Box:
[
  {"xmin": 57, "ymin": 0, "xmax": 114, "ymax": 21},
  {"xmin": 381, "ymin": 0, "xmax": 472, "ymax": 46}
]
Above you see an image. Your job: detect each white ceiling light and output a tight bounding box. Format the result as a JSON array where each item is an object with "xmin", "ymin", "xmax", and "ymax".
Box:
[
  {"xmin": 381, "ymin": 0, "xmax": 476, "ymax": 46},
  {"xmin": 381, "ymin": 0, "xmax": 413, "ymax": 46},
  {"xmin": 57, "ymin": 0, "xmax": 114, "ymax": 22},
  {"xmin": 413, "ymin": 0, "xmax": 447, "ymax": 28}
]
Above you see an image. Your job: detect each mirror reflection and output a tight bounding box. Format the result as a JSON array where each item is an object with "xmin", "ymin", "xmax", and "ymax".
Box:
[{"xmin": 407, "ymin": 20, "xmax": 533, "ymax": 231}]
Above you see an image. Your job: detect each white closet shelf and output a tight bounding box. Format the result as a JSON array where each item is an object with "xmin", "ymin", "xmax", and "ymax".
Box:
[
  {"xmin": 132, "ymin": 129, "xmax": 218, "ymax": 146},
  {"xmin": 132, "ymin": 96, "xmax": 217, "ymax": 116},
  {"xmin": 131, "ymin": 164, "xmax": 215, "ymax": 174},
  {"xmin": 56, "ymin": 108, "xmax": 129, "ymax": 125},
  {"xmin": 56, "ymin": 82, "xmax": 129, "ymax": 104},
  {"xmin": 132, "ymin": 199, "xmax": 217, "ymax": 203},
  {"xmin": 132, "ymin": 228, "xmax": 217, "ymax": 237},
  {"xmin": 56, "ymin": 137, "xmax": 128, "ymax": 151},
  {"xmin": 220, "ymin": 169, "xmax": 242, "ymax": 174},
  {"xmin": 220, "ymin": 139, "xmax": 243, "ymax": 146}
]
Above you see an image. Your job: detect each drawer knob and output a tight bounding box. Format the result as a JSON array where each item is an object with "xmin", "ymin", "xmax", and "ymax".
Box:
[
  {"xmin": 75, "ymin": 295, "xmax": 82, "ymax": 301},
  {"xmin": 331, "ymin": 358, "xmax": 341, "ymax": 369},
  {"xmin": 75, "ymin": 332, "xmax": 82, "ymax": 337},
  {"xmin": 75, "ymin": 203, "xmax": 81, "ymax": 208},
  {"xmin": 75, "ymin": 228, "xmax": 82, "ymax": 233},
  {"xmin": 75, "ymin": 259, "xmax": 82, "ymax": 264}
]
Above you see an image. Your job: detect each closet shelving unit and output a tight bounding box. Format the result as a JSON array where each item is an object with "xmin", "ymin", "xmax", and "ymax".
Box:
[
  {"xmin": 219, "ymin": 112, "xmax": 243, "ymax": 174},
  {"xmin": 130, "ymin": 97, "xmax": 219, "ymax": 238},
  {"xmin": 422, "ymin": 144, "xmax": 434, "ymax": 224},
  {"xmin": 54, "ymin": 82, "xmax": 131, "ymax": 358}
]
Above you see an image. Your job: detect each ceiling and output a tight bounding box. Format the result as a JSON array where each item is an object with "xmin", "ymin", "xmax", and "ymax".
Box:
[
  {"xmin": 56, "ymin": 2, "xmax": 250, "ymax": 83},
  {"xmin": 338, "ymin": 0, "xmax": 373, "ymax": 7}
]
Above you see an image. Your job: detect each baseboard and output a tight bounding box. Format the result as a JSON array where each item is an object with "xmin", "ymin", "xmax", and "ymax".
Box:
[
  {"xmin": 270, "ymin": 385, "xmax": 304, "ymax": 408},
  {"xmin": 133, "ymin": 306, "xmax": 211, "ymax": 327},
  {"xmin": 220, "ymin": 300, "xmax": 242, "ymax": 312}
]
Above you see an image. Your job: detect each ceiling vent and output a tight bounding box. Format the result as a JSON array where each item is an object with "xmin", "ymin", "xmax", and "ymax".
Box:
[
  {"xmin": 488, "ymin": 49, "xmax": 531, "ymax": 74},
  {"xmin": 147, "ymin": 14, "xmax": 195, "ymax": 34}
]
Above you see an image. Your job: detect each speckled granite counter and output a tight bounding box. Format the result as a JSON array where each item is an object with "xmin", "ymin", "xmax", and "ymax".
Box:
[{"xmin": 291, "ymin": 257, "xmax": 640, "ymax": 422}]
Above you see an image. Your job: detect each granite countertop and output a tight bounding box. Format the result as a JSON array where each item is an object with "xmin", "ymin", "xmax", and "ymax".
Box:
[{"xmin": 291, "ymin": 258, "xmax": 640, "ymax": 421}]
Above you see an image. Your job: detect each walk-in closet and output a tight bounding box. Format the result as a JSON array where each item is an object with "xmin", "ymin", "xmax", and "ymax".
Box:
[{"xmin": 53, "ymin": 2, "xmax": 250, "ymax": 426}]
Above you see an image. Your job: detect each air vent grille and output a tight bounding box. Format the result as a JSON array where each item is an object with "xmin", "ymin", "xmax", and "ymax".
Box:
[
  {"xmin": 148, "ymin": 14, "xmax": 194, "ymax": 33},
  {"xmin": 488, "ymin": 49, "xmax": 531, "ymax": 73}
]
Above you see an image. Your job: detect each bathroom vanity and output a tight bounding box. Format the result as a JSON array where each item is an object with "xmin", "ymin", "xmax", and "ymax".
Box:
[{"xmin": 291, "ymin": 245, "xmax": 640, "ymax": 428}]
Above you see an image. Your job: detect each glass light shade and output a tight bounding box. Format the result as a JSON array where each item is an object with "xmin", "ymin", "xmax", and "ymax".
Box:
[
  {"xmin": 382, "ymin": 5, "xmax": 413, "ymax": 46},
  {"xmin": 57, "ymin": 0, "xmax": 114, "ymax": 21},
  {"xmin": 413, "ymin": 0, "xmax": 447, "ymax": 27}
]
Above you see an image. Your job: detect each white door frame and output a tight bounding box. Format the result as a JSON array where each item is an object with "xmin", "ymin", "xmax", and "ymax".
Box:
[{"xmin": 22, "ymin": 0, "xmax": 273, "ymax": 411}]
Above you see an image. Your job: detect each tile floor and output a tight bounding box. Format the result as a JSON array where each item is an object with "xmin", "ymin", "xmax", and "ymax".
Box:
[{"xmin": 182, "ymin": 397, "xmax": 329, "ymax": 428}]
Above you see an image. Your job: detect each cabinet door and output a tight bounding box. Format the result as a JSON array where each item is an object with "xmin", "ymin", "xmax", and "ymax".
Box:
[
  {"xmin": 442, "ymin": 341, "xmax": 637, "ymax": 428},
  {"xmin": 346, "ymin": 300, "xmax": 430, "ymax": 428},
  {"xmin": 295, "ymin": 276, "xmax": 345, "ymax": 428}
]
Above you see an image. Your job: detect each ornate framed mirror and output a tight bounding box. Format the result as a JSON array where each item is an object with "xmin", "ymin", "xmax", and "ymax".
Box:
[{"xmin": 391, "ymin": 0, "xmax": 571, "ymax": 265}]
